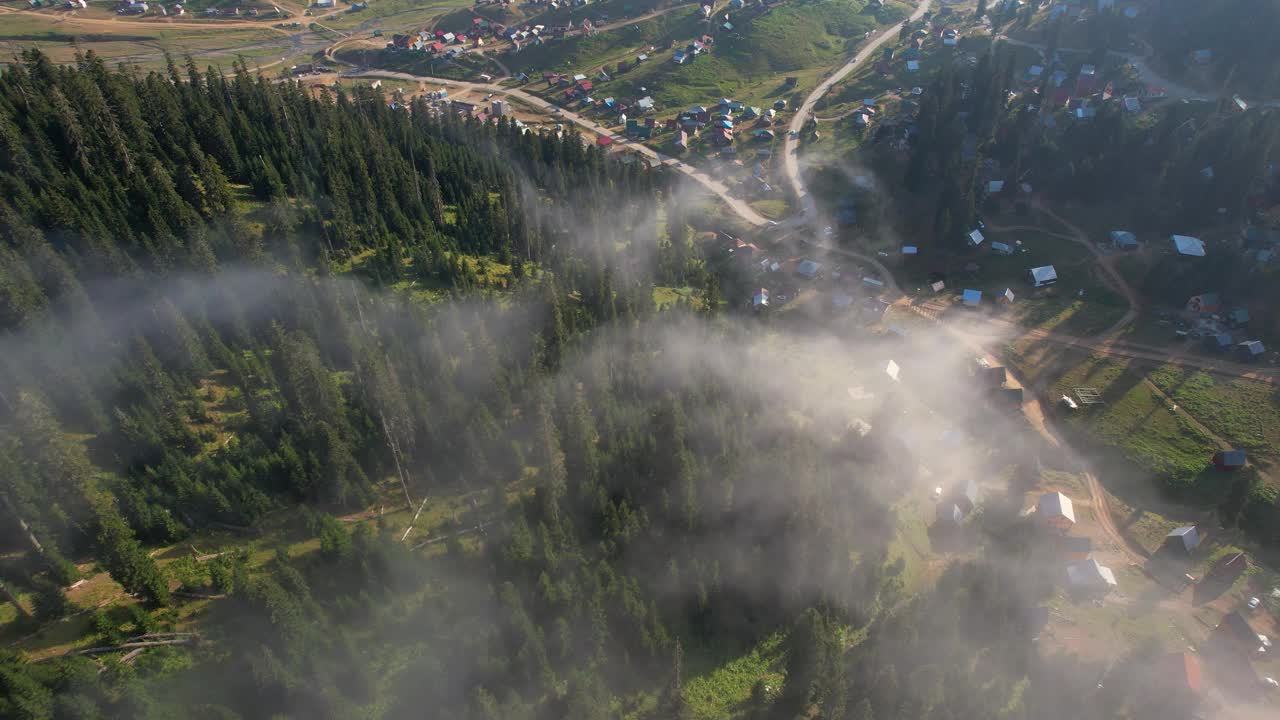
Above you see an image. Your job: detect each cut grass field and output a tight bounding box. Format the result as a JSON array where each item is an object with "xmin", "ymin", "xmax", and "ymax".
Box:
[
  {"xmin": 1146, "ymin": 365, "xmax": 1280, "ymax": 459},
  {"xmin": 1050, "ymin": 354, "xmax": 1214, "ymax": 483},
  {"xmin": 0, "ymin": 10, "xmax": 291, "ymax": 67}
]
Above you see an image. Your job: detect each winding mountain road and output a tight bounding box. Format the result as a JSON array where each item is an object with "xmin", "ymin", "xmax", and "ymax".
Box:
[{"xmin": 783, "ymin": 1, "xmax": 933, "ymax": 227}]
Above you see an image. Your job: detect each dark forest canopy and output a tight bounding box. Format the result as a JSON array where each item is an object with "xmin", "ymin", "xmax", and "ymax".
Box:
[
  {"xmin": 0, "ymin": 50, "xmax": 1201, "ymax": 720},
  {"xmin": 1150, "ymin": 0, "xmax": 1280, "ymax": 98}
]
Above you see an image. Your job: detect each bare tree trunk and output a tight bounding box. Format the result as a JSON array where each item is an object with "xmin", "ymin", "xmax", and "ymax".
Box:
[
  {"xmin": 0, "ymin": 493, "xmax": 44, "ymax": 554},
  {"xmin": 72, "ymin": 635, "xmax": 199, "ymax": 656},
  {"xmin": 400, "ymin": 496, "xmax": 430, "ymax": 542},
  {"xmin": 0, "ymin": 578, "xmax": 31, "ymax": 619}
]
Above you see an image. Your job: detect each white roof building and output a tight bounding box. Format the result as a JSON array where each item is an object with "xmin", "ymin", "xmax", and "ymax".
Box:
[
  {"xmin": 1165, "ymin": 526, "xmax": 1201, "ymax": 553},
  {"xmin": 1068, "ymin": 558, "xmax": 1117, "ymax": 589},
  {"xmin": 968, "ymin": 229, "xmax": 985, "ymax": 246},
  {"xmin": 1172, "ymin": 235, "xmax": 1206, "ymax": 257},
  {"xmin": 1029, "ymin": 265, "xmax": 1058, "ymax": 287},
  {"xmin": 1038, "ymin": 491, "xmax": 1076, "ymax": 524},
  {"xmin": 885, "ymin": 359, "xmax": 901, "ymax": 382}
]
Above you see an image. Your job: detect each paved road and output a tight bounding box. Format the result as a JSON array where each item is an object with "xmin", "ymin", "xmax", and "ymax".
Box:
[{"xmin": 347, "ymin": 69, "xmax": 772, "ymax": 226}]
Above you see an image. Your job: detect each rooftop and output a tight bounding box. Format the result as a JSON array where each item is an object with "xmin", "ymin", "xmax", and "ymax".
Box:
[
  {"xmin": 1172, "ymin": 234, "xmax": 1206, "ymax": 257},
  {"xmin": 1038, "ymin": 491, "xmax": 1076, "ymax": 523}
]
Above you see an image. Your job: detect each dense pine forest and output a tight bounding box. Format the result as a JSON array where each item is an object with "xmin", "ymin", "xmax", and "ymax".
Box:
[{"xmin": 0, "ymin": 50, "xmax": 1192, "ymax": 720}]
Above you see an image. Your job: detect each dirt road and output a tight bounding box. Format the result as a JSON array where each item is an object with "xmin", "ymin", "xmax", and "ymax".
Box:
[
  {"xmin": 989, "ymin": 206, "xmax": 1140, "ymax": 339},
  {"xmin": 782, "ymin": 0, "xmax": 934, "ymax": 226}
]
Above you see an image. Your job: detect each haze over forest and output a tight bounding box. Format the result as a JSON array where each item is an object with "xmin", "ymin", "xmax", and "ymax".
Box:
[{"xmin": 2, "ymin": 0, "xmax": 1280, "ymax": 718}]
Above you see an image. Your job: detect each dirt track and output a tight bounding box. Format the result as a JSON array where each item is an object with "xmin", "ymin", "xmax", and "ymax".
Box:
[{"xmin": 0, "ymin": 6, "xmax": 295, "ymax": 34}]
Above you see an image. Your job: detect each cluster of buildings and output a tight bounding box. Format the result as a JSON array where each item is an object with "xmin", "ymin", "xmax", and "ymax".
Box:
[
  {"xmin": 110, "ymin": 1, "xmax": 284, "ymax": 16},
  {"xmin": 388, "ymin": 15, "xmax": 597, "ymax": 55},
  {"xmin": 667, "ymin": 97, "xmax": 787, "ymax": 150}
]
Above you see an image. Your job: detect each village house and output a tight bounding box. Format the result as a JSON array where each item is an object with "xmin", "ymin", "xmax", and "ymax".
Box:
[
  {"xmin": 1237, "ymin": 340, "xmax": 1265, "ymax": 360},
  {"xmin": 1214, "ymin": 611, "xmax": 1268, "ymax": 655},
  {"xmin": 978, "ymin": 363, "xmax": 1007, "ymax": 389},
  {"xmin": 1110, "ymin": 230, "xmax": 1138, "ymax": 249},
  {"xmin": 1037, "ymin": 491, "xmax": 1075, "ymax": 531},
  {"xmin": 935, "ymin": 479, "xmax": 981, "ymax": 526},
  {"xmin": 1028, "ymin": 265, "xmax": 1058, "ymax": 288},
  {"xmin": 1067, "ymin": 558, "xmax": 1117, "ymax": 594},
  {"xmin": 1172, "ymin": 234, "xmax": 1206, "ymax": 257},
  {"xmin": 752, "ymin": 288, "xmax": 769, "ymax": 309},
  {"xmin": 795, "ymin": 259, "xmax": 822, "ymax": 280},
  {"xmin": 1163, "ymin": 526, "xmax": 1201, "ymax": 554},
  {"xmin": 1213, "ymin": 449, "xmax": 1247, "ymax": 471}
]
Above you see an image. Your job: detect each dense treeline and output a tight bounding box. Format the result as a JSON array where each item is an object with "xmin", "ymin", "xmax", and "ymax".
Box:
[
  {"xmin": 0, "ymin": 49, "xmax": 1139, "ymax": 720},
  {"xmin": 0, "ymin": 49, "xmax": 910, "ymax": 719},
  {"xmin": 1150, "ymin": 0, "xmax": 1280, "ymax": 98},
  {"xmin": 902, "ymin": 42, "xmax": 1280, "ymax": 309}
]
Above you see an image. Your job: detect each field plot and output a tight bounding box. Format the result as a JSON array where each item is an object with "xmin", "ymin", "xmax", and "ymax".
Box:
[{"xmin": 0, "ymin": 5, "xmax": 294, "ymax": 68}]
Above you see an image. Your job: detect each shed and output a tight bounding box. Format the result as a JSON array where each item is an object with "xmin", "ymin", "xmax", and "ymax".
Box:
[
  {"xmin": 1110, "ymin": 230, "xmax": 1138, "ymax": 249},
  {"xmin": 1215, "ymin": 610, "xmax": 1264, "ymax": 654},
  {"xmin": 1001, "ymin": 287, "xmax": 1015, "ymax": 303},
  {"xmin": 996, "ymin": 387, "xmax": 1024, "ymax": 407},
  {"xmin": 1213, "ymin": 450, "xmax": 1246, "ymax": 470},
  {"xmin": 1238, "ymin": 340, "xmax": 1265, "ymax": 358},
  {"xmin": 1204, "ymin": 333, "xmax": 1233, "ymax": 351},
  {"xmin": 1037, "ymin": 491, "xmax": 1076, "ymax": 530},
  {"xmin": 987, "ymin": 180, "xmax": 1005, "ymax": 194},
  {"xmin": 1067, "ymin": 558, "xmax": 1117, "ymax": 591},
  {"xmin": 906, "ymin": 60, "xmax": 920, "ymax": 72},
  {"xmin": 1029, "ymin": 265, "xmax": 1058, "ymax": 287},
  {"xmin": 979, "ymin": 364, "xmax": 1007, "ymax": 388},
  {"xmin": 1172, "ymin": 235, "xmax": 1206, "ymax": 257},
  {"xmin": 902, "ymin": 246, "xmax": 919, "ymax": 255},
  {"xmin": 991, "ymin": 241, "xmax": 1013, "ymax": 256},
  {"xmin": 1163, "ymin": 526, "xmax": 1201, "ymax": 553},
  {"xmin": 752, "ymin": 288, "xmax": 769, "ymax": 309},
  {"xmin": 885, "ymin": 359, "xmax": 900, "ymax": 382},
  {"xmin": 962, "ymin": 289, "xmax": 982, "ymax": 307}
]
